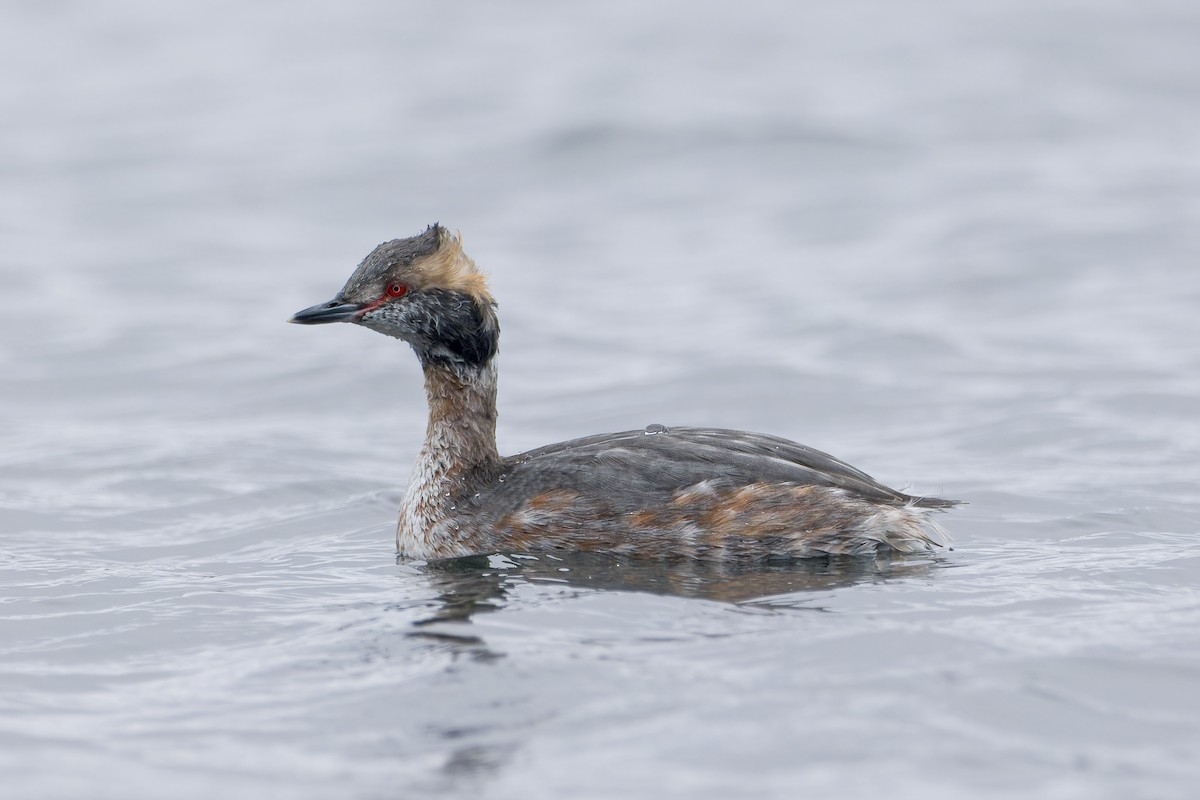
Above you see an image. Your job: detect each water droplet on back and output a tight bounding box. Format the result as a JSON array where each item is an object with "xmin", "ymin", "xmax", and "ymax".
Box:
[{"xmin": 643, "ymin": 423, "xmax": 669, "ymax": 435}]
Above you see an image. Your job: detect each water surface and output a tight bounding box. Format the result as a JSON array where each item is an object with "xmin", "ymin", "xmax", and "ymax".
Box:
[{"xmin": 2, "ymin": 1, "xmax": 1199, "ymax": 798}]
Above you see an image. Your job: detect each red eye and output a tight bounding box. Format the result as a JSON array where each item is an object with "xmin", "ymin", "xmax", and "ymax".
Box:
[{"xmin": 386, "ymin": 283, "xmax": 408, "ymax": 298}]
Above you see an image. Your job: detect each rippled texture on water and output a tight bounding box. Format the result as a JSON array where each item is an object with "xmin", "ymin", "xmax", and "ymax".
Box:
[{"xmin": 2, "ymin": 1, "xmax": 1200, "ymax": 798}]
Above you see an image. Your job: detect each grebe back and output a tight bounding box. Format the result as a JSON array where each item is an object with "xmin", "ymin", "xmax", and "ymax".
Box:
[{"xmin": 290, "ymin": 224, "xmax": 956, "ymax": 561}]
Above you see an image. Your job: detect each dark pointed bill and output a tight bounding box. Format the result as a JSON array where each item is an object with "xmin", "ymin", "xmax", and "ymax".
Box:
[{"xmin": 289, "ymin": 300, "xmax": 364, "ymax": 325}]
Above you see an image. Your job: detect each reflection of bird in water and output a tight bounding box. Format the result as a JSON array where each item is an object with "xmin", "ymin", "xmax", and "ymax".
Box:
[
  {"xmin": 292, "ymin": 225, "xmax": 957, "ymax": 561},
  {"xmin": 414, "ymin": 552, "xmax": 945, "ymax": 627}
]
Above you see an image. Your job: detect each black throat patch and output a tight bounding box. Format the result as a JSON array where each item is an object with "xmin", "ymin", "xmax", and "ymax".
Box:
[{"xmin": 409, "ymin": 288, "xmax": 499, "ymax": 370}]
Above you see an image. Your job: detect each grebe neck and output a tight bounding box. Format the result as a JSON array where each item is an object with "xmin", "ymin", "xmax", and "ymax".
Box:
[
  {"xmin": 397, "ymin": 359, "xmax": 500, "ymax": 558},
  {"xmin": 418, "ymin": 359, "xmax": 501, "ymax": 478}
]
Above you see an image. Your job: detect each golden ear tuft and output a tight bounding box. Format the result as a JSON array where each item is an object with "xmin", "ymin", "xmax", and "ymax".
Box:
[{"xmin": 418, "ymin": 226, "xmax": 493, "ymax": 302}]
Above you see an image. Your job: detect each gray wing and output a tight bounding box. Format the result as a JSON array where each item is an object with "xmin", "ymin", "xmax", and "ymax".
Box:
[{"xmin": 495, "ymin": 426, "xmax": 955, "ymax": 511}]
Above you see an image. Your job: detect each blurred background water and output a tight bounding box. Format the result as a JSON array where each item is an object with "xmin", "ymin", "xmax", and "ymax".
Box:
[{"xmin": 2, "ymin": 1, "xmax": 1199, "ymax": 798}]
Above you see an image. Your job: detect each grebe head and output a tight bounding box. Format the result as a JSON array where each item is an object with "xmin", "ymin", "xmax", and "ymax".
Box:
[{"xmin": 290, "ymin": 224, "xmax": 498, "ymax": 370}]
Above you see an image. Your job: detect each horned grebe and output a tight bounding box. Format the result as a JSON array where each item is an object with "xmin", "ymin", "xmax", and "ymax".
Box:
[{"xmin": 291, "ymin": 224, "xmax": 956, "ymax": 561}]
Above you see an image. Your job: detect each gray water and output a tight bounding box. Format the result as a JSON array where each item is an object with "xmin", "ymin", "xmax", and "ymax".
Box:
[{"xmin": 3, "ymin": 1, "xmax": 1200, "ymax": 798}]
